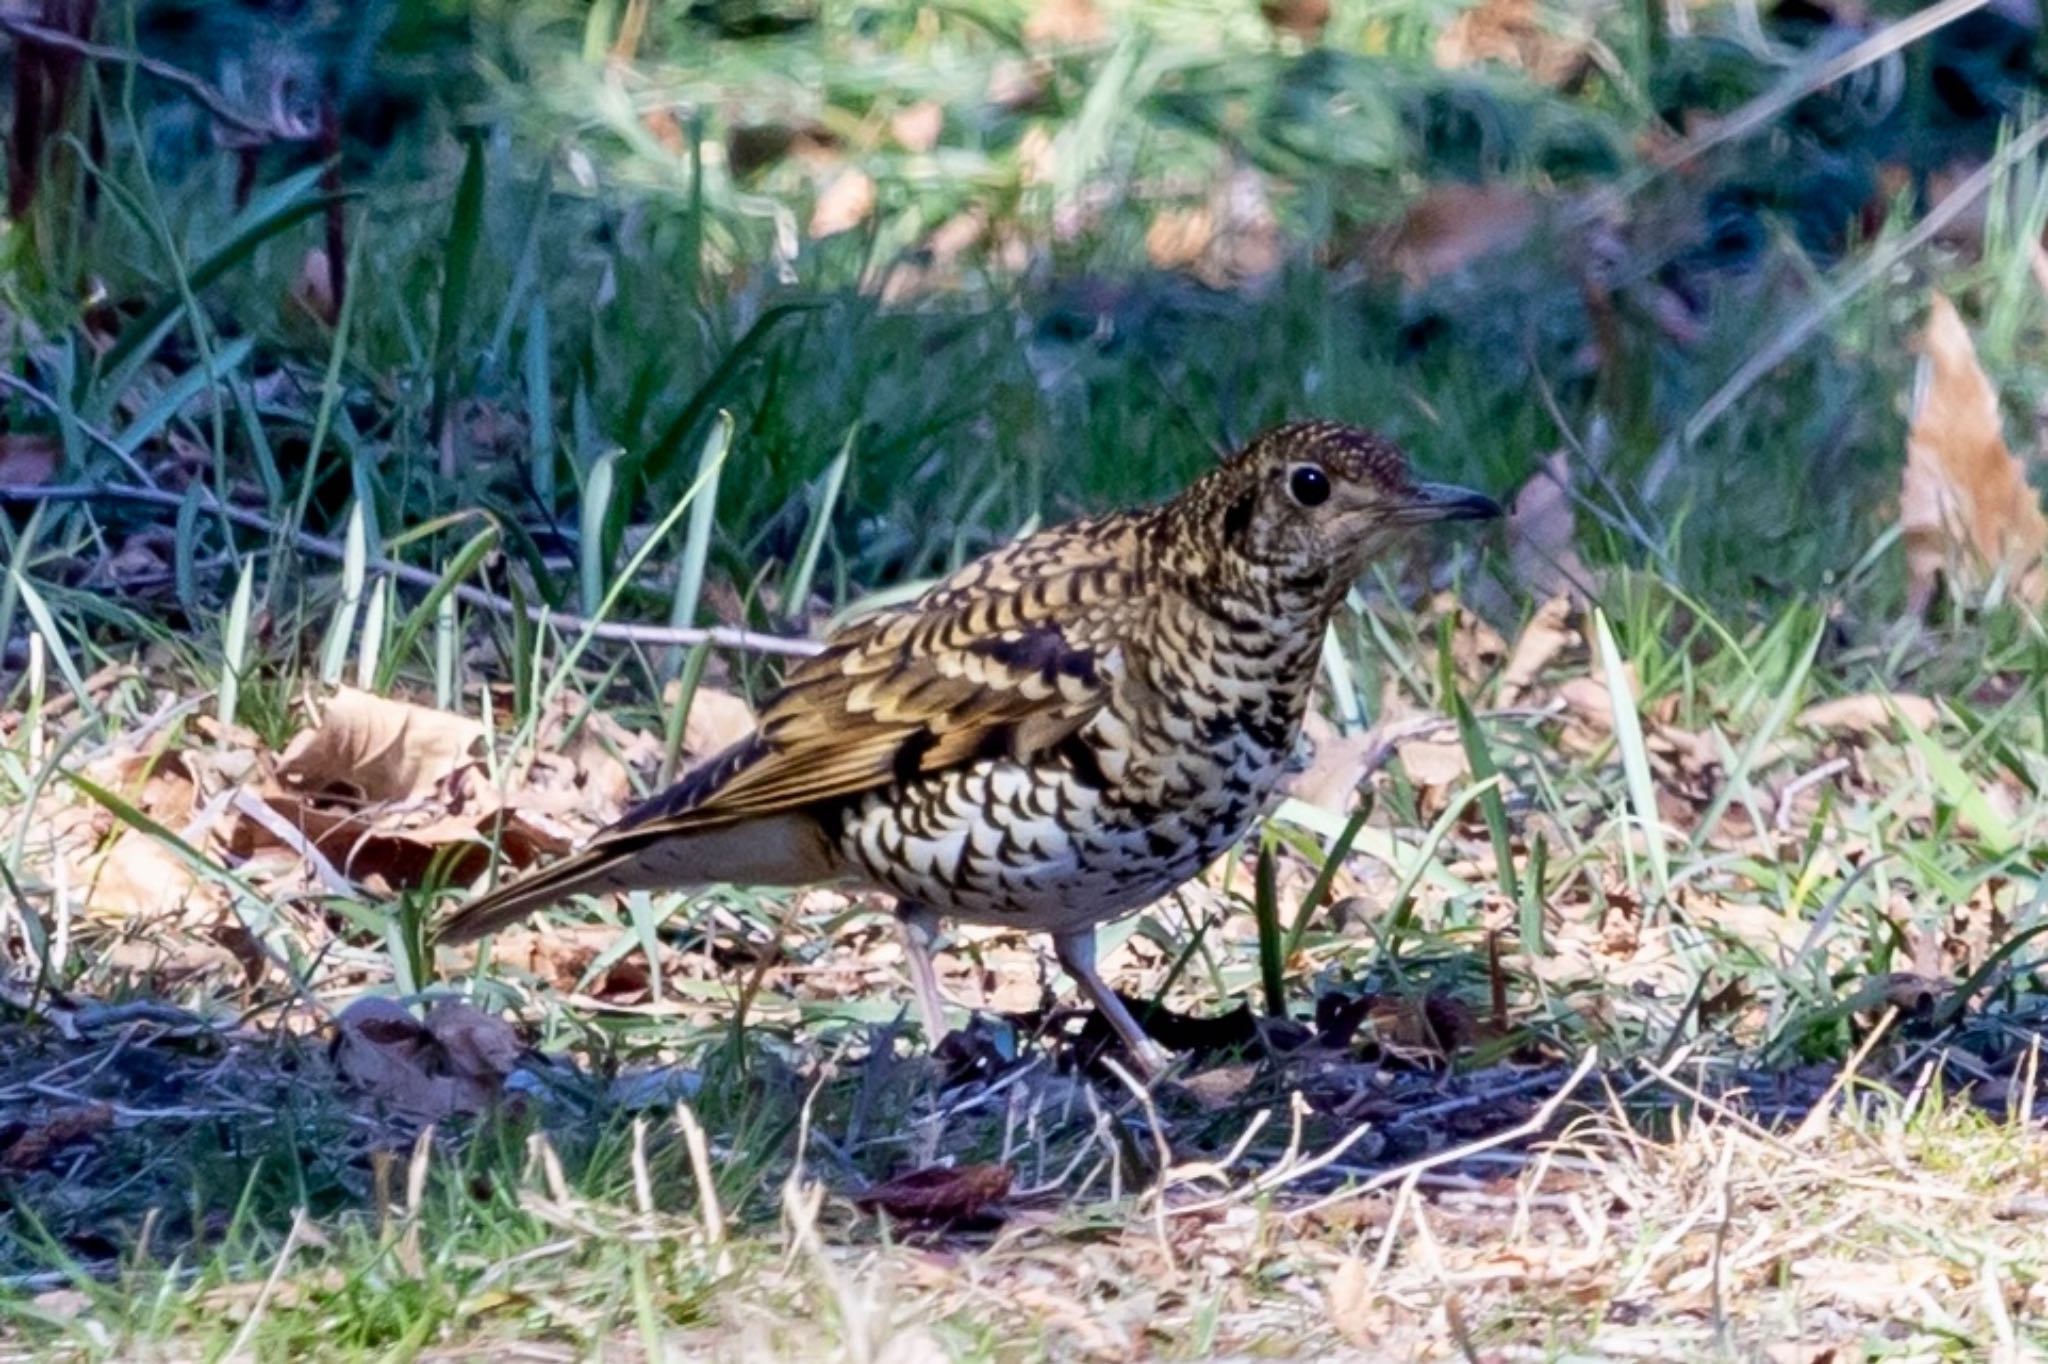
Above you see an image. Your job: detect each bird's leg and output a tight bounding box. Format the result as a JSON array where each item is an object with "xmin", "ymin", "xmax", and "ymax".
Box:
[
  {"xmin": 895, "ymin": 902, "xmax": 953, "ymax": 1047},
  {"xmin": 1052, "ymin": 927, "xmax": 1171, "ymax": 1081}
]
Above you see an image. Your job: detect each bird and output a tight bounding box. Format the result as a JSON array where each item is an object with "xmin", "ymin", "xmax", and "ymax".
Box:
[{"xmin": 436, "ymin": 421, "xmax": 1500, "ymax": 1078}]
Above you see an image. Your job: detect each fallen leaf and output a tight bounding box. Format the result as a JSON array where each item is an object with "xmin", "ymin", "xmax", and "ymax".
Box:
[
  {"xmin": 1795, "ymin": 693, "xmax": 1939, "ymax": 737},
  {"xmin": 1177, "ymin": 1062, "xmax": 1259, "ymax": 1110},
  {"xmin": 332, "ymin": 997, "xmax": 523, "ymax": 1122},
  {"xmin": 1395, "ymin": 735, "xmax": 1470, "ymax": 792},
  {"xmin": 81, "ymin": 831, "xmax": 219, "ymax": 923},
  {"xmin": 0, "ymin": 432, "xmax": 60, "ymax": 485},
  {"xmin": 1900, "ymin": 292, "xmax": 2048, "ymax": 612},
  {"xmin": 30, "ymin": 1289, "xmax": 91, "ymax": 1319},
  {"xmin": 809, "ymin": 168, "xmax": 876, "ymax": 238},
  {"xmin": 439, "ymin": 924, "xmax": 667, "ymax": 999},
  {"xmin": 1285, "ymin": 711, "xmax": 1376, "ymax": 813},
  {"xmin": 855, "ymin": 1163, "xmax": 1013, "ymax": 1222},
  {"xmin": 1380, "ymin": 182, "xmax": 1543, "ymax": 287},
  {"xmin": 1506, "ymin": 452, "xmax": 1593, "ymax": 601},
  {"xmin": 1327, "ymin": 1256, "xmax": 1384, "ymax": 1346},
  {"xmin": 276, "ymin": 688, "xmax": 487, "ymax": 806},
  {"xmin": 675, "ymin": 683, "xmax": 757, "ymax": 759},
  {"xmin": 1434, "ymin": 0, "xmax": 1592, "ymax": 85},
  {"xmin": 1260, "ymin": 0, "xmax": 1331, "ymax": 40},
  {"xmin": 1146, "ymin": 207, "xmax": 1214, "ymax": 273},
  {"xmin": 1147, "ymin": 170, "xmax": 1284, "ymax": 291},
  {"xmin": 1023, "ymin": 0, "xmax": 1105, "ymax": 47},
  {"xmin": 1499, "ymin": 595, "xmax": 1575, "ymax": 704},
  {"xmin": 889, "ymin": 102, "xmax": 944, "ymax": 154},
  {"xmin": 1, "ymin": 1104, "xmax": 114, "ymax": 1171}
]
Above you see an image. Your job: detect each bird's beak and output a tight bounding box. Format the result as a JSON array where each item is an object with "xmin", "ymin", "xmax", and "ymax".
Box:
[{"xmin": 1391, "ymin": 480, "xmax": 1503, "ymax": 525}]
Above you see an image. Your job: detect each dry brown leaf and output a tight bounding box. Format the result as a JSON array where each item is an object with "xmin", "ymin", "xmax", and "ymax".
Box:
[
  {"xmin": 1145, "ymin": 173, "xmax": 1283, "ymax": 290},
  {"xmin": 438, "ymin": 923, "xmax": 668, "ymax": 1000},
  {"xmin": 277, "ymin": 688, "xmax": 487, "ymax": 806},
  {"xmin": 1396, "ymin": 735, "xmax": 1470, "ymax": 791},
  {"xmin": 809, "ymin": 168, "xmax": 876, "ymax": 238},
  {"xmin": 1381, "ymin": 183, "xmax": 1542, "ymax": 287},
  {"xmin": 1795, "ymin": 693, "xmax": 1939, "ymax": 737},
  {"xmin": 855, "ymin": 1163, "xmax": 1013, "ymax": 1222},
  {"xmin": 1285, "ymin": 711, "xmax": 1375, "ymax": 813},
  {"xmin": 675, "ymin": 683, "xmax": 757, "ymax": 759},
  {"xmin": 1, "ymin": 1104, "xmax": 114, "ymax": 1171},
  {"xmin": 1506, "ymin": 452, "xmax": 1592, "ymax": 601},
  {"xmin": 82, "ymin": 832, "xmax": 218, "ymax": 923},
  {"xmin": 1023, "ymin": 0, "xmax": 1105, "ymax": 47},
  {"xmin": 1327, "ymin": 1256, "xmax": 1383, "ymax": 1346},
  {"xmin": 0, "ymin": 432, "xmax": 61, "ymax": 485},
  {"xmin": 1260, "ymin": 0, "xmax": 1331, "ymax": 40},
  {"xmin": 238, "ymin": 690, "xmax": 577, "ymax": 890},
  {"xmin": 1145, "ymin": 207, "xmax": 1214, "ymax": 273},
  {"xmin": 332, "ymin": 997, "xmax": 523, "ymax": 1122},
  {"xmin": 889, "ymin": 101, "xmax": 944, "ymax": 154},
  {"xmin": 1434, "ymin": 0, "xmax": 1592, "ymax": 85},
  {"xmin": 1499, "ymin": 594, "xmax": 1575, "ymax": 704},
  {"xmin": 1901, "ymin": 292, "xmax": 2048, "ymax": 613}
]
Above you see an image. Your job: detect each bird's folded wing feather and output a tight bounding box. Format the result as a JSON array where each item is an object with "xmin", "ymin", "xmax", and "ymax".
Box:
[{"xmin": 599, "ymin": 532, "xmax": 1146, "ymax": 842}]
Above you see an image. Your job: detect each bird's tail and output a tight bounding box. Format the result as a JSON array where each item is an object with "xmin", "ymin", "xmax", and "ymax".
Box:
[
  {"xmin": 434, "ymin": 813, "xmax": 839, "ymax": 947},
  {"xmin": 435, "ymin": 844, "xmax": 650, "ymax": 946}
]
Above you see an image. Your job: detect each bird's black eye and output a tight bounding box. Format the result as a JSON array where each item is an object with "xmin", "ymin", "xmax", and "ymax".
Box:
[{"xmin": 1287, "ymin": 465, "xmax": 1331, "ymax": 508}]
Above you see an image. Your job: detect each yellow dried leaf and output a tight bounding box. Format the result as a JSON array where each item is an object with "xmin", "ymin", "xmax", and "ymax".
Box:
[{"xmin": 1901, "ymin": 292, "xmax": 2048, "ymax": 612}]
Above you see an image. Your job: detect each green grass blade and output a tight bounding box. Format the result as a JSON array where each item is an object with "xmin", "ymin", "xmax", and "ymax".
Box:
[
  {"xmin": 1282, "ymin": 797, "xmax": 1371, "ymax": 960},
  {"xmin": 664, "ymin": 414, "xmax": 735, "ymax": 673},
  {"xmin": 110, "ymin": 335, "xmax": 255, "ymax": 459},
  {"xmin": 524, "ymin": 299, "xmax": 555, "ymax": 506},
  {"xmin": 1451, "ymin": 688, "xmax": 1520, "ymax": 903},
  {"xmin": 429, "ymin": 131, "xmax": 489, "ymax": 442},
  {"xmin": 637, "ymin": 302, "xmax": 821, "ymax": 487},
  {"xmin": 11, "ymin": 574, "xmax": 97, "ymax": 727},
  {"xmin": 1594, "ymin": 608, "xmax": 1667, "ymax": 898},
  {"xmin": 1252, "ymin": 837, "xmax": 1286, "ymax": 1017},
  {"xmin": 356, "ymin": 577, "xmax": 389, "ymax": 693},
  {"xmin": 97, "ymin": 184, "xmax": 346, "ymax": 382},
  {"xmin": 376, "ymin": 522, "xmax": 500, "ymax": 692},
  {"xmin": 219, "ymin": 556, "xmax": 255, "ymax": 730},
  {"xmin": 320, "ymin": 502, "xmax": 370, "ymax": 687},
  {"xmin": 580, "ymin": 448, "xmax": 621, "ymax": 618},
  {"xmin": 782, "ymin": 424, "xmax": 854, "ymax": 620}
]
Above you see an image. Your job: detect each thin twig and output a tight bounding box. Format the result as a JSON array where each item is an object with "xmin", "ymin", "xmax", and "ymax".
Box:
[
  {"xmin": 1647, "ymin": 109, "xmax": 2048, "ymax": 494},
  {"xmin": 1570, "ymin": 0, "xmax": 1991, "ymax": 227},
  {"xmin": 0, "ymin": 481, "xmax": 824, "ymax": 657},
  {"xmin": 0, "ymin": 370, "xmax": 162, "ymax": 490},
  {"xmin": 1289, "ymin": 1049, "xmax": 1600, "ymax": 1221},
  {"xmin": 0, "ymin": 15, "xmax": 312, "ymax": 142}
]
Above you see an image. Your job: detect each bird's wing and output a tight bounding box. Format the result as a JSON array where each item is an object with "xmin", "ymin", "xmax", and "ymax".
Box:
[{"xmin": 606, "ymin": 516, "xmax": 1149, "ymax": 839}]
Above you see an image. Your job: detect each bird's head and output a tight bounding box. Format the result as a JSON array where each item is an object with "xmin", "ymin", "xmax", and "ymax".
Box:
[{"xmin": 1185, "ymin": 421, "xmax": 1501, "ymax": 603}]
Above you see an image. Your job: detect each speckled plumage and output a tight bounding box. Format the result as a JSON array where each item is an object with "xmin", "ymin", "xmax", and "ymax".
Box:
[{"xmin": 436, "ymin": 421, "xmax": 1499, "ymax": 1075}]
